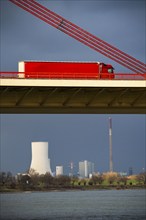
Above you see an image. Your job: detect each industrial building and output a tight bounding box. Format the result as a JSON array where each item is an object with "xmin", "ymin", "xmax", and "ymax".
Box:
[
  {"xmin": 79, "ymin": 160, "xmax": 94, "ymax": 178},
  {"xmin": 56, "ymin": 166, "xmax": 63, "ymax": 176}
]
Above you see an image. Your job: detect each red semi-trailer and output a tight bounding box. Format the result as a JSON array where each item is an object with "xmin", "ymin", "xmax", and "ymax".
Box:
[{"xmin": 18, "ymin": 61, "xmax": 114, "ymax": 79}]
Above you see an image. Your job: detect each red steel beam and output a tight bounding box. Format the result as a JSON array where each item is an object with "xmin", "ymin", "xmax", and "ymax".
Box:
[{"xmin": 0, "ymin": 72, "xmax": 146, "ymax": 80}]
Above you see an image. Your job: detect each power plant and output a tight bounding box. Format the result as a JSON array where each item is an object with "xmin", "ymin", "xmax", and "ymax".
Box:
[
  {"xmin": 29, "ymin": 142, "xmax": 52, "ymax": 175},
  {"xmin": 28, "ymin": 118, "xmax": 113, "ymax": 176}
]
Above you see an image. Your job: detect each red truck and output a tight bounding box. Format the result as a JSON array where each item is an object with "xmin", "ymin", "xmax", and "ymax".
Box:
[{"xmin": 18, "ymin": 61, "xmax": 114, "ymax": 79}]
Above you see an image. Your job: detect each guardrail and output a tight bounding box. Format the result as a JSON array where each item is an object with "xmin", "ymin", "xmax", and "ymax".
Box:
[{"xmin": 0, "ymin": 72, "xmax": 146, "ymax": 80}]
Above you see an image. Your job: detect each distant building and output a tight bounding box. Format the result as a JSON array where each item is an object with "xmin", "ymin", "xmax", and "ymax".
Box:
[
  {"xmin": 129, "ymin": 167, "xmax": 133, "ymax": 176},
  {"xmin": 119, "ymin": 172, "xmax": 127, "ymax": 176},
  {"xmin": 69, "ymin": 161, "xmax": 74, "ymax": 177},
  {"xmin": 79, "ymin": 160, "xmax": 94, "ymax": 178},
  {"xmin": 56, "ymin": 166, "xmax": 63, "ymax": 176}
]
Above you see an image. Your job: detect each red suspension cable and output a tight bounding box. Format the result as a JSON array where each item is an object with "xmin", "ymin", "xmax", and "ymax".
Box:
[
  {"xmin": 9, "ymin": 0, "xmax": 146, "ymax": 73},
  {"xmin": 23, "ymin": 0, "xmax": 145, "ymax": 73}
]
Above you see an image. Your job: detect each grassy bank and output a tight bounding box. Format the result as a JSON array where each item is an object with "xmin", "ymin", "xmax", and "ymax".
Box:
[{"xmin": 1, "ymin": 183, "xmax": 145, "ymax": 193}]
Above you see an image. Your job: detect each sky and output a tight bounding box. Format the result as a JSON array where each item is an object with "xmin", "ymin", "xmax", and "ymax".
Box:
[{"xmin": 0, "ymin": 0, "xmax": 146, "ymax": 175}]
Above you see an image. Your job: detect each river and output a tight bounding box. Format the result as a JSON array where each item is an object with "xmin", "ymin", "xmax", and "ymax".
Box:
[{"xmin": 0, "ymin": 189, "xmax": 146, "ymax": 220}]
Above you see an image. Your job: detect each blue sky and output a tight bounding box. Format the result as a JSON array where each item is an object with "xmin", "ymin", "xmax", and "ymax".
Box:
[{"xmin": 0, "ymin": 0, "xmax": 146, "ymax": 175}]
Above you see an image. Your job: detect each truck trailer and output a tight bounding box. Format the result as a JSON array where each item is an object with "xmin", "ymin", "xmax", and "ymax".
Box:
[{"xmin": 18, "ymin": 61, "xmax": 114, "ymax": 79}]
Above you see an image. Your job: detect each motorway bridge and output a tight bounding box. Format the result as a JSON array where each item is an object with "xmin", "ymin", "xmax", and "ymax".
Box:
[
  {"xmin": 1, "ymin": 1, "xmax": 145, "ymax": 114},
  {"xmin": 0, "ymin": 77, "xmax": 146, "ymax": 114}
]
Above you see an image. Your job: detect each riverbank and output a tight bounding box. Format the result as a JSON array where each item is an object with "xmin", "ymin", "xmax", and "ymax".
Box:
[{"xmin": 1, "ymin": 184, "xmax": 145, "ymax": 193}]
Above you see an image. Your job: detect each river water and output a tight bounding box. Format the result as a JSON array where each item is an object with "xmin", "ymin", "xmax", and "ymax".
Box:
[{"xmin": 0, "ymin": 189, "xmax": 146, "ymax": 220}]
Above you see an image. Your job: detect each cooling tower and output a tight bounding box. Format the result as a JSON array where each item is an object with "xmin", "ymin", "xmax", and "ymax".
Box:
[{"xmin": 30, "ymin": 142, "xmax": 52, "ymax": 175}]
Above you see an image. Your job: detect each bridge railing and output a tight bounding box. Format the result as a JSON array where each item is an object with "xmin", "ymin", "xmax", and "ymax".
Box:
[{"xmin": 0, "ymin": 72, "xmax": 146, "ymax": 80}]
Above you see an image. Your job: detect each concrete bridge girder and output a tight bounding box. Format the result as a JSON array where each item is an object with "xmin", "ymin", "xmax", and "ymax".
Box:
[{"xmin": 0, "ymin": 79, "xmax": 146, "ymax": 114}]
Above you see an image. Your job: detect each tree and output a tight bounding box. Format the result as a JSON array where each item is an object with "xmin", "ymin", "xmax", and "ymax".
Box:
[
  {"xmin": 136, "ymin": 172, "xmax": 146, "ymax": 185},
  {"xmin": 28, "ymin": 169, "xmax": 40, "ymax": 189},
  {"xmin": 0, "ymin": 172, "xmax": 16, "ymax": 189},
  {"xmin": 39, "ymin": 172, "xmax": 54, "ymax": 188},
  {"xmin": 0, "ymin": 172, "xmax": 6, "ymax": 185},
  {"xmin": 92, "ymin": 174, "xmax": 104, "ymax": 185},
  {"xmin": 103, "ymin": 172, "xmax": 119, "ymax": 185},
  {"xmin": 54, "ymin": 175, "xmax": 71, "ymax": 187},
  {"xmin": 117, "ymin": 175, "xmax": 128, "ymax": 185},
  {"xmin": 6, "ymin": 172, "xmax": 16, "ymax": 188},
  {"xmin": 71, "ymin": 176, "xmax": 79, "ymax": 186}
]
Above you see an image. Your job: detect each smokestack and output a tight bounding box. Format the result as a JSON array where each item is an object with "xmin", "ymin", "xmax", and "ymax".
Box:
[
  {"xmin": 109, "ymin": 117, "xmax": 113, "ymax": 172},
  {"xmin": 29, "ymin": 142, "xmax": 52, "ymax": 175}
]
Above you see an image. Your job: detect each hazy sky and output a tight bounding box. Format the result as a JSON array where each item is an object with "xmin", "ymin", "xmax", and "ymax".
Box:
[{"xmin": 0, "ymin": 0, "xmax": 146, "ymax": 175}]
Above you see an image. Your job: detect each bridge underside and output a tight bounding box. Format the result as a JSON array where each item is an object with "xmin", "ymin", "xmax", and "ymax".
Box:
[{"xmin": 0, "ymin": 84, "xmax": 146, "ymax": 114}]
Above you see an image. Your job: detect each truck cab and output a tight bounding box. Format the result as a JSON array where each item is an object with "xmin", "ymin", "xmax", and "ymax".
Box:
[{"xmin": 100, "ymin": 63, "xmax": 114, "ymax": 79}]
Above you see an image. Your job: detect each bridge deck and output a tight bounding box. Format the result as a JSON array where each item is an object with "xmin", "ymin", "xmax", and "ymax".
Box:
[{"xmin": 0, "ymin": 79, "xmax": 146, "ymax": 114}]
